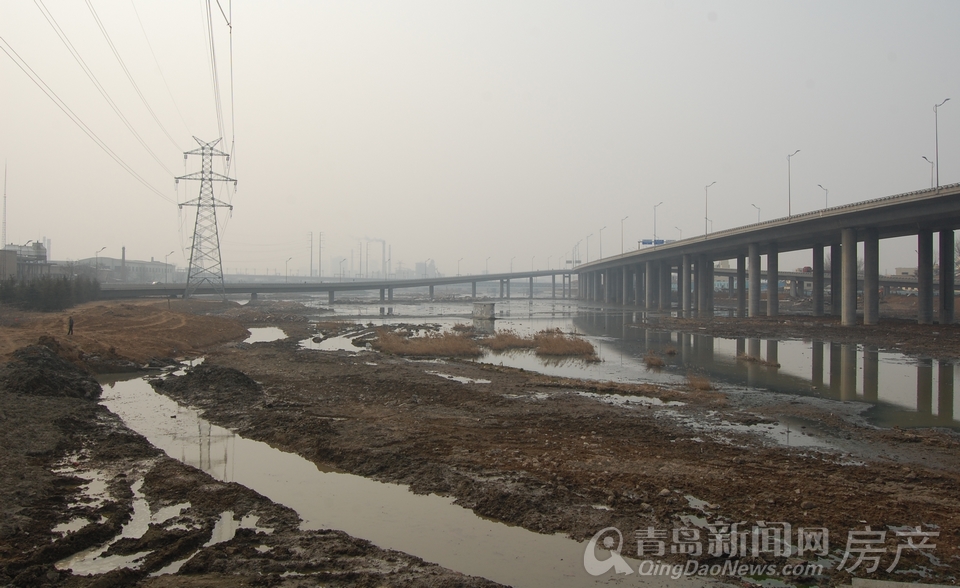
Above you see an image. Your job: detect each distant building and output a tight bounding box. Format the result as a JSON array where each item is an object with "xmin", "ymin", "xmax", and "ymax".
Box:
[
  {"xmin": 74, "ymin": 255, "xmax": 179, "ymax": 284},
  {"xmin": 894, "ymin": 267, "xmax": 917, "ymax": 277},
  {"xmin": 3, "ymin": 242, "xmax": 53, "ymax": 279}
]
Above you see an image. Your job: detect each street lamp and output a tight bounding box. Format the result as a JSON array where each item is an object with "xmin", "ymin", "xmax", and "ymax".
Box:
[
  {"xmin": 547, "ymin": 255, "xmax": 552, "ymax": 270},
  {"xmin": 674, "ymin": 226, "xmax": 682, "ymax": 240},
  {"xmin": 285, "ymin": 257, "xmax": 293, "ymax": 282},
  {"xmin": 164, "ymin": 250, "xmax": 175, "ymax": 283},
  {"xmin": 704, "ymin": 182, "xmax": 716, "ymax": 236},
  {"xmin": 620, "ymin": 216, "xmax": 628, "ymax": 254},
  {"xmin": 95, "ymin": 246, "xmax": 106, "ymax": 276},
  {"xmin": 817, "ymin": 184, "xmax": 828, "ymax": 209},
  {"xmin": 598, "ymin": 226, "xmax": 606, "ymax": 259},
  {"xmin": 935, "ymin": 98, "xmax": 950, "ymax": 189},
  {"xmin": 457, "ymin": 258, "xmax": 463, "ymax": 276},
  {"xmin": 751, "ymin": 204, "xmax": 761, "ymax": 223},
  {"xmin": 485, "ymin": 256, "xmax": 491, "ymax": 274},
  {"xmin": 787, "ymin": 150, "xmax": 800, "ymax": 216},
  {"xmin": 424, "ymin": 258, "xmax": 433, "ymax": 278},
  {"xmin": 585, "ymin": 234, "xmax": 593, "ymax": 263},
  {"xmin": 510, "ymin": 256, "xmax": 515, "ymax": 273},
  {"xmin": 653, "ymin": 202, "xmax": 663, "ymax": 247},
  {"xmin": 531, "ymin": 255, "xmax": 535, "ymax": 271},
  {"xmin": 339, "ymin": 259, "xmax": 345, "ymax": 281},
  {"xmin": 922, "ymin": 156, "xmax": 935, "ymax": 189}
]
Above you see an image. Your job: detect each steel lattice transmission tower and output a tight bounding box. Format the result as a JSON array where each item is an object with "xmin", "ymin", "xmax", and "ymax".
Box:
[{"xmin": 175, "ymin": 137, "xmax": 236, "ymax": 299}]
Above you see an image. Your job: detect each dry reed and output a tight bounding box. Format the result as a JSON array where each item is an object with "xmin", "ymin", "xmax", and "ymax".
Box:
[
  {"xmin": 736, "ymin": 353, "xmax": 781, "ymax": 368},
  {"xmin": 644, "ymin": 352, "xmax": 665, "ymax": 368},
  {"xmin": 372, "ymin": 331, "xmax": 481, "ymax": 357},
  {"xmin": 532, "ymin": 329, "xmax": 599, "ymax": 361},
  {"xmin": 663, "ymin": 345, "xmax": 678, "ymax": 356},
  {"xmin": 479, "ymin": 330, "xmax": 538, "ymax": 352},
  {"xmin": 687, "ymin": 374, "xmax": 714, "ymax": 390}
]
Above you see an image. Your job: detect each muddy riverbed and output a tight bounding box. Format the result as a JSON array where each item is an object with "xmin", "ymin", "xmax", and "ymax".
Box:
[{"xmin": 2, "ymin": 298, "xmax": 960, "ymax": 586}]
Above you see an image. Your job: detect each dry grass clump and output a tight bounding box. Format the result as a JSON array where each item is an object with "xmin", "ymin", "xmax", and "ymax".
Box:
[
  {"xmin": 736, "ymin": 353, "xmax": 781, "ymax": 368},
  {"xmin": 451, "ymin": 323, "xmax": 475, "ymax": 334},
  {"xmin": 372, "ymin": 331, "xmax": 481, "ymax": 357},
  {"xmin": 479, "ymin": 330, "xmax": 538, "ymax": 352},
  {"xmin": 663, "ymin": 345, "xmax": 678, "ymax": 356},
  {"xmin": 687, "ymin": 374, "xmax": 714, "ymax": 390},
  {"xmin": 532, "ymin": 329, "xmax": 599, "ymax": 361},
  {"xmin": 644, "ymin": 351, "xmax": 665, "ymax": 368}
]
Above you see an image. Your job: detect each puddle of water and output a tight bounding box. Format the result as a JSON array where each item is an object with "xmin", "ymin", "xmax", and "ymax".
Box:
[
  {"xmin": 244, "ymin": 327, "xmax": 287, "ymax": 344},
  {"xmin": 99, "ymin": 376, "xmax": 697, "ymax": 588},
  {"xmin": 52, "ymin": 517, "xmax": 90, "ymax": 537},
  {"xmin": 575, "ymin": 390, "xmax": 683, "ymax": 408},
  {"xmin": 426, "ymin": 371, "xmax": 491, "ymax": 384},
  {"xmin": 299, "ymin": 334, "xmax": 365, "ymax": 353}
]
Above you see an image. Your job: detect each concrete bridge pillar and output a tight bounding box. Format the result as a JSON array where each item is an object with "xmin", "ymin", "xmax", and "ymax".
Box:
[
  {"xmin": 622, "ymin": 266, "xmax": 629, "ymax": 306},
  {"xmin": 634, "ymin": 264, "xmax": 644, "ymax": 305},
  {"xmin": 918, "ymin": 229, "xmax": 934, "ymax": 324},
  {"xmin": 551, "ymin": 274, "xmax": 556, "ymax": 299},
  {"xmin": 429, "ymin": 284, "xmax": 435, "ymax": 300},
  {"xmin": 499, "ymin": 279, "xmax": 504, "ymax": 299},
  {"xmin": 940, "ymin": 230, "xmax": 955, "ymax": 324},
  {"xmin": 692, "ymin": 258, "xmax": 700, "ymax": 314},
  {"xmin": 748, "ymin": 243, "xmax": 761, "ymax": 317},
  {"xmin": 728, "ymin": 276, "xmax": 735, "ymax": 297},
  {"xmin": 812, "ymin": 244, "xmax": 825, "ymax": 316},
  {"xmin": 767, "ymin": 243, "xmax": 779, "ymax": 317},
  {"xmin": 841, "ymin": 228, "xmax": 858, "ymax": 326},
  {"xmin": 707, "ymin": 261, "xmax": 715, "ymax": 312},
  {"xmin": 681, "ymin": 254, "xmax": 691, "ymax": 317},
  {"xmin": 698, "ymin": 256, "xmax": 710, "ymax": 315},
  {"xmin": 472, "ymin": 282, "xmax": 477, "ymax": 299},
  {"xmin": 506, "ymin": 279, "xmax": 511, "ymax": 299},
  {"xmin": 864, "ymin": 228, "xmax": 880, "ymax": 325},
  {"xmin": 329, "ymin": 290, "xmax": 335, "ymax": 304},
  {"xmin": 830, "ymin": 243, "xmax": 842, "ymax": 316},
  {"xmin": 250, "ymin": 292, "xmax": 258, "ymax": 301},
  {"xmin": 380, "ymin": 288, "xmax": 385, "ymax": 302},
  {"xmin": 736, "ymin": 255, "xmax": 746, "ymax": 317},
  {"xmin": 645, "ymin": 261, "xmax": 656, "ymax": 310},
  {"xmin": 789, "ymin": 279, "xmax": 798, "ymax": 298},
  {"xmin": 529, "ymin": 276, "xmax": 534, "ymax": 299},
  {"xmin": 659, "ymin": 262, "xmax": 671, "ymax": 311}
]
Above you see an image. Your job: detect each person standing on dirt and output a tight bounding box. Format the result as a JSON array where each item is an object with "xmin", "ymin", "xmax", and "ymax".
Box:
[{"xmin": 67, "ymin": 316, "xmax": 74, "ymax": 336}]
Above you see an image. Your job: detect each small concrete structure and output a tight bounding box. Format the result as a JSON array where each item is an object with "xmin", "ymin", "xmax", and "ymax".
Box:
[{"xmin": 472, "ymin": 302, "xmax": 495, "ymax": 320}]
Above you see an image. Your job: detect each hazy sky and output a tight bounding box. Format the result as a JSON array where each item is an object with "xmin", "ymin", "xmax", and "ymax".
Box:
[{"xmin": 1, "ymin": 1, "xmax": 958, "ymax": 278}]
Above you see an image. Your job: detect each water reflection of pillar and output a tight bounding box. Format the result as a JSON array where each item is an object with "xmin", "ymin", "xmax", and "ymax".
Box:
[
  {"xmin": 829, "ymin": 343, "xmax": 841, "ymax": 398},
  {"xmin": 682, "ymin": 333, "xmax": 693, "ymax": 363},
  {"xmin": 644, "ymin": 327, "xmax": 652, "ymax": 351},
  {"xmin": 765, "ymin": 340, "xmax": 778, "ymax": 368},
  {"xmin": 917, "ymin": 359, "xmax": 933, "ymax": 415},
  {"xmin": 840, "ymin": 343, "xmax": 857, "ymax": 400},
  {"xmin": 938, "ymin": 361, "xmax": 954, "ymax": 423},
  {"xmin": 700, "ymin": 335, "xmax": 714, "ymax": 364},
  {"xmin": 748, "ymin": 338, "xmax": 760, "ymax": 359},
  {"xmin": 746, "ymin": 339, "xmax": 760, "ymax": 387},
  {"xmin": 862, "ymin": 346, "xmax": 879, "ymax": 401},
  {"xmin": 811, "ymin": 341, "xmax": 824, "ymax": 390}
]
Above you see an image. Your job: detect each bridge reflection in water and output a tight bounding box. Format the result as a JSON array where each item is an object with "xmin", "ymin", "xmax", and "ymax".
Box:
[{"xmin": 573, "ymin": 311, "xmax": 958, "ymax": 429}]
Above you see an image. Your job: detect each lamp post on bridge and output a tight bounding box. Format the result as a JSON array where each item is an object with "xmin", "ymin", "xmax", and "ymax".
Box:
[
  {"xmin": 787, "ymin": 150, "xmax": 800, "ymax": 216},
  {"xmin": 922, "ymin": 156, "xmax": 935, "ymax": 189},
  {"xmin": 285, "ymin": 257, "xmax": 293, "ymax": 283},
  {"xmin": 485, "ymin": 257, "xmax": 490, "ymax": 274},
  {"xmin": 817, "ymin": 184, "xmax": 828, "ymax": 208},
  {"xmin": 935, "ymin": 98, "xmax": 950, "ymax": 190},
  {"xmin": 585, "ymin": 234, "xmax": 593, "ymax": 263},
  {"xmin": 620, "ymin": 216, "xmax": 628, "ymax": 254},
  {"xmin": 95, "ymin": 246, "xmax": 106, "ymax": 278},
  {"xmin": 510, "ymin": 256, "xmax": 515, "ymax": 273},
  {"xmin": 597, "ymin": 227, "xmax": 606, "ymax": 259},
  {"xmin": 457, "ymin": 258, "xmax": 463, "ymax": 276},
  {"xmin": 164, "ymin": 250, "xmax": 175, "ymax": 283},
  {"xmin": 653, "ymin": 202, "xmax": 663, "ymax": 248},
  {"xmin": 704, "ymin": 182, "xmax": 716, "ymax": 237},
  {"xmin": 751, "ymin": 204, "xmax": 761, "ymax": 223},
  {"xmin": 674, "ymin": 226, "xmax": 682, "ymax": 240}
]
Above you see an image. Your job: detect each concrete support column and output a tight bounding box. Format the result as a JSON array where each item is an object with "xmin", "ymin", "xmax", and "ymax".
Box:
[
  {"xmin": 602, "ymin": 270, "xmax": 610, "ymax": 303},
  {"xmin": 841, "ymin": 228, "xmax": 858, "ymax": 326},
  {"xmin": 940, "ymin": 230, "xmax": 955, "ymax": 324},
  {"xmin": 472, "ymin": 282, "xmax": 477, "ymax": 298},
  {"xmin": 728, "ymin": 276, "xmax": 735, "ymax": 296},
  {"xmin": 767, "ymin": 243, "xmax": 779, "ymax": 317},
  {"xmin": 499, "ymin": 279, "xmax": 504, "ymax": 299},
  {"xmin": 863, "ymin": 228, "xmax": 880, "ymax": 325},
  {"xmin": 551, "ymin": 275, "xmax": 556, "ymax": 299},
  {"xmin": 748, "ymin": 243, "xmax": 761, "ymax": 317},
  {"xmin": 506, "ymin": 280, "xmax": 511, "ymax": 299},
  {"xmin": 698, "ymin": 256, "xmax": 710, "ymax": 314},
  {"xmin": 830, "ymin": 243, "xmax": 842, "ymax": 316},
  {"xmin": 659, "ymin": 262, "xmax": 671, "ymax": 311},
  {"xmin": 622, "ymin": 266, "xmax": 629, "ymax": 306},
  {"xmin": 529, "ymin": 276, "xmax": 534, "ymax": 299},
  {"xmin": 329, "ymin": 290, "xmax": 335, "ymax": 304},
  {"xmin": 250, "ymin": 292, "xmax": 258, "ymax": 301},
  {"xmin": 635, "ymin": 265, "xmax": 644, "ymax": 306},
  {"xmin": 645, "ymin": 261, "xmax": 656, "ymax": 310},
  {"xmin": 918, "ymin": 229, "xmax": 934, "ymax": 324},
  {"xmin": 692, "ymin": 258, "xmax": 700, "ymax": 314},
  {"xmin": 681, "ymin": 254, "xmax": 692, "ymax": 318},
  {"xmin": 707, "ymin": 261, "xmax": 715, "ymax": 312},
  {"xmin": 812, "ymin": 244, "xmax": 825, "ymax": 316},
  {"xmin": 736, "ymin": 255, "xmax": 746, "ymax": 318},
  {"xmin": 388, "ymin": 287, "xmax": 394, "ymax": 301},
  {"xmin": 429, "ymin": 284, "xmax": 435, "ymax": 300},
  {"xmin": 380, "ymin": 288, "xmax": 385, "ymax": 302},
  {"xmin": 790, "ymin": 279, "xmax": 799, "ymax": 297}
]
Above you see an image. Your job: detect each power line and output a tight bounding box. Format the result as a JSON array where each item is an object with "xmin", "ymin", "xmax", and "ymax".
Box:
[
  {"xmin": 0, "ymin": 34, "xmax": 175, "ymax": 204},
  {"xmin": 84, "ymin": 0, "xmax": 183, "ymax": 152},
  {"xmin": 129, "ymin": 0, "xmax": 192, "ymax": 137},
  {"xmin": 33, "ymin": 0, "xmax": 176, "ymax": 177}
]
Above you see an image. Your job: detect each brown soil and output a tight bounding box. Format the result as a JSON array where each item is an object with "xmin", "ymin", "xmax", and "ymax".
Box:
[{"xmin": 3, "ymin": 297, "xmax": 960, "ymax": 586}]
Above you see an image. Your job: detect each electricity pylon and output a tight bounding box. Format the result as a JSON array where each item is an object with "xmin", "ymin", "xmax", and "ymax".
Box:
[{"xmin": 176, "ymin": 137, "xmax": 236, "ymax": 299}]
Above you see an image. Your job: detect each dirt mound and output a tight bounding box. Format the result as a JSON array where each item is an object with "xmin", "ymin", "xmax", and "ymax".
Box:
[
  {"xmin": 152, "ymin": 364, "xmax": 262, "ymax": 405},
  {"xmin": 0, "ymin": 343, "xmax": 101, "ymax": 399}
]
